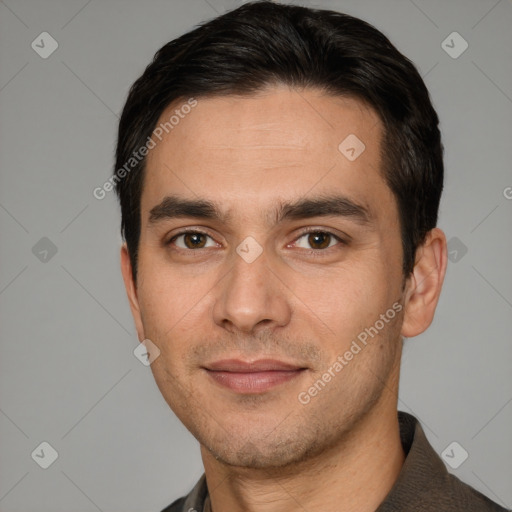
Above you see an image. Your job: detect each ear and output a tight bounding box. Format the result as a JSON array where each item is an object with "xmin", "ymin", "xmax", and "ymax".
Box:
[
  {"xmin": 401, "ymin": 227, "xmax": 448, "ymax": 338},
  {"xmin": 120, "ymin": 243, "xmax": 145, "ymax": 341}
]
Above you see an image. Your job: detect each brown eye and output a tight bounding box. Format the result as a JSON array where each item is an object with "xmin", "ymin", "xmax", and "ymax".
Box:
[
  {"xmin": 169, "ymin": 231, "xmax": 216, "ymax": 250},
  {"xmin": 294, "ymin": 231, "xmax": 341, "ymax": 251},
  {"xmin": 307, "ymin": 232, "xmax": 332, "ymax": 249},
  {"xmin": 183, "ymin": 233, "xmax": 207, "ymax": 249}
]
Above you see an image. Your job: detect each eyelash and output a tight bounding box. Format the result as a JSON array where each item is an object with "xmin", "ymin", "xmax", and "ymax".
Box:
[{"xmin": 166, "ymin": 228, "xmax": 347, "ymax": 255}]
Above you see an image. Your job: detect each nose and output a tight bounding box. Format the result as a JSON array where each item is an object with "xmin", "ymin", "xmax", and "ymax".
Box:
[{"xmin": 212, "ymin": 248, "xmax": 291, "ymax": 335}]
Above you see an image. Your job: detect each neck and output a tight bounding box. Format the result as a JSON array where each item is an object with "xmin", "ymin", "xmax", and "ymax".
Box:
[{"xmin": 201, "ymin": 395, "xmax": 405, "ymax": 512}]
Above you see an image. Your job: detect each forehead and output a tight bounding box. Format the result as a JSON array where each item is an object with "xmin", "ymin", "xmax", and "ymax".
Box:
[{"xmin": 141, "ymin": 86, "xmax": 396, "ymax": 228}]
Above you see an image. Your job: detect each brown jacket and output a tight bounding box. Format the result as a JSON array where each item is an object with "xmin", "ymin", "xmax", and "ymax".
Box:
[{"xmin": 161, "ymin": 411, "xmax": 509, "ymax": 511}]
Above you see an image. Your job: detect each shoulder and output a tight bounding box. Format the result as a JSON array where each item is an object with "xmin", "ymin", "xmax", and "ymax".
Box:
[
  {"xmin": 160, "ymin": 496, "xmax": 186, "ymax": 512},
  {"xmin": 379, "ymin": 412, "xmax": 510, "ymax": 511},
  {"xmin": 443, "ymin": 473, "xmax": 509, "ymax": 512},
  {"xmin": 159, "ymin": 474, "xmax": 208, "ymax": 512}
]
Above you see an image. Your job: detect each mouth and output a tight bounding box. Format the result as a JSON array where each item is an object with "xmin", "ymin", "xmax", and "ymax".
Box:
[{"xmin": 202, "ymin": 359, "xmax": 308, "ymax": 394}]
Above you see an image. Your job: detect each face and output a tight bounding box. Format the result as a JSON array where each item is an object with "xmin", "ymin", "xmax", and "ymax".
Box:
[{"xmin": 122, "ymin": 86, "xmax": 410, "ymax": 469}]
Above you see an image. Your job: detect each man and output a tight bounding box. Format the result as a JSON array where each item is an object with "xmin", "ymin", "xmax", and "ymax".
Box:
[{"xmin": 114, "ymin": 1, "xmax": 507, "ymax": 511}]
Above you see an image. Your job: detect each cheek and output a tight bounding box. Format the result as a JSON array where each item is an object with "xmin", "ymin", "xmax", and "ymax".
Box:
[
  {"xmin": 294, "ymin": 266, "xmax": 400, "ymax": 366},
  {"xmin": 136, "ymin": 258, "xmax": 212, "ymax": 333},
  {"xmin": 286, "ymin": 261, "xmax": 383, "ymax": 326}
]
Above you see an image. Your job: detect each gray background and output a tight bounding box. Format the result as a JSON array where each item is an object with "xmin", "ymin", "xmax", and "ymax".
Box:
[{"xmin": 1, "ymin": 0, "xmax": 511, "ymax": 510}]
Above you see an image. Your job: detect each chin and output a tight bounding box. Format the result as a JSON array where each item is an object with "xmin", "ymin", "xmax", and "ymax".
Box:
[
  {"xmin": 208, "ymin": 441, "xmax": 304, "ymax": 469},
  {"xmin": 201, "ymin": 422, "xmax": 327, "ymax": 470}
]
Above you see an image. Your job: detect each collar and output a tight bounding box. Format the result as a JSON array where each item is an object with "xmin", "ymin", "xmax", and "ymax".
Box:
[{"xmin": 172, "ymin": 411, "xmax": 506, "ymax": 512}]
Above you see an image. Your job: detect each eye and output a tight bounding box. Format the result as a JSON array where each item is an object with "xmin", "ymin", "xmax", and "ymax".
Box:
[
  {"xmin": 293, "ymin": 231, "xmax": 344, "ymax": 250},
  {"xmin": 168, "ymin": 230, "xmax": 217, "ymax": 250},
  {"xmin": 166, "ymin": 229, "xmax": 345, "ymax": 252}
]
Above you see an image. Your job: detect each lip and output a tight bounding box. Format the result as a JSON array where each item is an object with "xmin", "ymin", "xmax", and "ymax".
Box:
[
  {"xmin": 203, "ymin": 359, "xmax": 307, "ymax": 394},
  {"xmin": 205, "ymin": 358, "xmax": 304, "ymax": 372}
]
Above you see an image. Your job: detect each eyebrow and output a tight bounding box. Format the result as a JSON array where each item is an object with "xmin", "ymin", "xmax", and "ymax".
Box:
[{"xmin": 148, "ymin": 193, "xmax": 373, "ymax": 227}]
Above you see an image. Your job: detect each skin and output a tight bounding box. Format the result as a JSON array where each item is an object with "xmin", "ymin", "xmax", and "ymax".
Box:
[{"xmin": 120, "ymin": 85, "xmax": 448, "ymax": 512}]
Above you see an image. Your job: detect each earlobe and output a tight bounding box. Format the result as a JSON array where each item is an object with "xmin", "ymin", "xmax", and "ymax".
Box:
[
  {"xmin": 120, "ymin": 244, "xmax": 145, "ymax": 341},
  {"xmin": 400, "ymin": 228, "xmax": 448, "ymax": 338}
]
